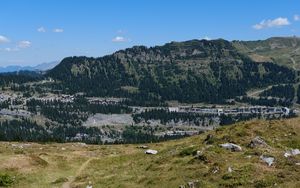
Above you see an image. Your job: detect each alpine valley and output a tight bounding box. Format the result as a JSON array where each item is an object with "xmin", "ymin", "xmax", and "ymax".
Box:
[{"xmin": 0, "ymin": 37, "xmax": 300, "ymax": 187}]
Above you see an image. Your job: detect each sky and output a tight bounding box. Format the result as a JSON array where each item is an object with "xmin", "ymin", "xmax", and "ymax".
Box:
[{"xmin": 0, "ymin": 0, "xmax": 299, "ymax": 66}]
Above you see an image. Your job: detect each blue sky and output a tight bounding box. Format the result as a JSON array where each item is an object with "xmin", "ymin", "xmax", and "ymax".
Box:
[{"xmin": 0, "ymin": 0, "xmax": 299, "ymax": 66}]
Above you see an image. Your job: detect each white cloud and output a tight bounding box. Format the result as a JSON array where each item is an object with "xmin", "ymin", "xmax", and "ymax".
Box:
[
  {"xmin": 17, "ymin": 40, "xmax": 31, "ymax": 48},
  {"xmin": 0, "ymin": 35, "xmax": 10, "ymax": 43},
  {"xmin": 294, "ymin": 15, "xmax": 300, "ymax": 21},
  {"xmin": 53, "ymin": 28, "xmax": 64, "ymax": 33},
  {"xmin": 37, "ymin": 27, "xmax": 46, "ymax": 32},
  {"xmin": 112, "ymin": 36, "xmax": 127, "ymax": 42},
  {"xmin": 253, "ymin": 17, "xmax": 290, "ymax": 30},
  {"xmin": 3, "ymin": 47, "xmax": 19, "ymax": 52}
]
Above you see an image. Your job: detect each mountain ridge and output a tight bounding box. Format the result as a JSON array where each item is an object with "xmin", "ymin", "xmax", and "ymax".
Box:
[
  {"xmin": 47, "ymin": 37, "xmax": 296, "ymax": 104},
  {"xmin": 0, "ymin": 61, "xmax": 59, "ymax": 73}
]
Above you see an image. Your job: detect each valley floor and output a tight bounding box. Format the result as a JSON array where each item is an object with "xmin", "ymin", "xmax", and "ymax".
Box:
[{"xmin": 0, "ymin": 118, "xmax": 300, "ymax": 188}]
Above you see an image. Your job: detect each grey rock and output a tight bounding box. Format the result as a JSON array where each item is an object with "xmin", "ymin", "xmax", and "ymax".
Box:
[
  {"xmin": 219, "ymin": 143, "xmax": 242, "ymax": 152},
  {"xmin": 260, "ymin": 155, "xmax": 275, "ymax": 166},
  {"xmin": 249, "ymin": 136, "xmax": 268, "ymax": 148},
  {"xmin": 284, "ymin": 149, "xmax": 300, "ymax": 158},
  {"xmin": 145, "ymin": 149, "xmax": 158, "ymax": 155}
]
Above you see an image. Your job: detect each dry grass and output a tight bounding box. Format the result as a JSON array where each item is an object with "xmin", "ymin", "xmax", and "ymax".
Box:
[{"xmin": 0, "ymin": 118, "xmax": 300, "ymax": 187}]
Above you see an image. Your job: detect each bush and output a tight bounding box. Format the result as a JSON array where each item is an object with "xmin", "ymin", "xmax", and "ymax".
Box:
[
  {"xmin": 179, "ymin": 147, "xmax": 197, "ymax": 156},
  {"xmin": 0, "ymin": 173, "xmax": 14, "ymax": 187}
]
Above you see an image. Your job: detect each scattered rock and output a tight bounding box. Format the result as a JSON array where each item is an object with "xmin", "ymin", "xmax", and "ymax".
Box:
[
  {"xmin": 228, "ymin": 166, "xmax": 233, "ymax": 173},
  {"xmin": 61, "ymin": 147, "xmax": 66, "ymax": 151},
  {"xmin": 249, "ymin": 136, "xmax": 268, "ymax": 148},
  {"xmin": 187, "ymin": 181, "xmax": 195, "ymax": 188},
  {"xmin": 182, "ymin": 180, "xmax": 199, "ymax": 188},
  {"xmin": 137, "ymin": 145, "xmax": 148, "ymax": 149},
  {"xmin": 145, "ymin": 149, "xmax": 158, "ymax": 155},
  {"xmin": 295, "ymin": 163, "xmax": 300, "ymax": 166},
  {"xmin": 86, "ymin": 181, "xmax": 93, "ymax": 188},
  {"xmin": 284, "ymin": 149, "xmax": 300, "ymax": 158},
  {"xmin": 260, "ymin": 155, "xmax": 275, "ymax": 166},
  {"xmin": 219, "ymin": 143, "xmax": 242, "ymax": 152},
  {"xmin": 211, "ymin": 166, "xmax": 219, "ymax": 174}
]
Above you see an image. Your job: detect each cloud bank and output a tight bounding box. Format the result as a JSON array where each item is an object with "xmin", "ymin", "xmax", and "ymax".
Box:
[{"xmin": 253, "ymin": 17, "xmax": 290, "ymax": 30}]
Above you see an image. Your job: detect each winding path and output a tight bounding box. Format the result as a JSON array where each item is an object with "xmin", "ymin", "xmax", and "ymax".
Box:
[
  {"xmin": 246, "ymin": 85, "xmax": 275, "ymax": 97},
  {"xmin": 290, "ymin": 57, "xmax": 297, "ymax": 70}
]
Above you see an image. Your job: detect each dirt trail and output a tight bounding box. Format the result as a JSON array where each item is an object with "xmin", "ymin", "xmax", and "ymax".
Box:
[
  {"xmin": 291, "ymin": 57, "xmax": 297, "ymax": 70},
  {"xmin": 62, "ymin": 158, "xmax": 95, "ymax": 188},
  {"xmin": 246, "ymin": 85, "xmax": 275, "ymax": 97}
]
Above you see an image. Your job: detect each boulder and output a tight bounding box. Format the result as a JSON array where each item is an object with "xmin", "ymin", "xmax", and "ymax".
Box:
[
  {"xmin": 145, "ymin": 149, "xmax": 158, "ymax": 155},
  {"xmin": 284, "ymin": 149, "xmax": 300, "ymax": 158},
  {"xmin": 260, "ymin": 155, "xmax": 275, "ymax": 166},
  {"xmin": 86, "ymin": 181, "xmax": 93, "ymax": 188},
  {"xmin": 137, "ymin": 145, "xmax": 149, "ymax": 149},
  {"xmin": 249, "ymin": 136, "xmax": 268, "ymax": 148},
  {"xmin": 219, "ymin": 143, "xmax": 242, "ymax": 152}
]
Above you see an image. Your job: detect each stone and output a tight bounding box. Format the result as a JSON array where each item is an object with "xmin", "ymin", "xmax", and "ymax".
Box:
[
  {"xmin": 249, "ymin": 136, "xmax": 268, "ymax": 148},
  {"xmin": 137, "ymin": 145, "xmax": 148, "ymax": 149},
  {"xmin": 196, "ymin": 150, "xmax": 202, "ymax": 155},
  {"xmin": 145, "ymin": 149, "xmax": 158, "ymax": 155},
  {"xmin": 284, "ymin": 149, "xmax": 300, "ymax": 158},
  {"xmin": 187, "ymin": 181, "xmax": 194, "ymax": 188},
  {"xmin": 219, "ymin": 143, "xmax": 242, "ymax": 152},
  {"xmin": 260, "ymin": 155, "xmax": 275, "ymax": 166},
  {"xmin": 86, "ymin": 181, "xmax": 92, "ymax": 188},
  {"xmin": 211, "ymin": 166, "xmax": 219, "ymax": 174}
]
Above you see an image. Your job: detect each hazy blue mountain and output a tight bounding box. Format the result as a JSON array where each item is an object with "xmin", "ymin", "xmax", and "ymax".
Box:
[{"xmin": 0, "ymin": 61, "xmax": 59, "ymax": 73}]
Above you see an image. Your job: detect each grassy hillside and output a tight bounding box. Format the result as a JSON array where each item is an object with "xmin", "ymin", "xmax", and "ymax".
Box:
[
  {"xmin": 0, "ymin": 118, "xmax": 300, "ymax": 187},
  {"xmin": 233, "ymin": 37, "xmax": 300, "ymax": 70}
]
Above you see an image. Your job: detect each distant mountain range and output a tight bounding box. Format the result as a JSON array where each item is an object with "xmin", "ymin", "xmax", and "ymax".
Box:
[{"xmin": 0, "ymin": 61, "xmax": 59, "ymax": 73}]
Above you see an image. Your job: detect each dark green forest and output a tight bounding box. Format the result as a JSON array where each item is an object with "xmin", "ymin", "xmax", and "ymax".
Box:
[{"xmin": 47, "ymin": 39, "xmax": 296, "ymax": 104}]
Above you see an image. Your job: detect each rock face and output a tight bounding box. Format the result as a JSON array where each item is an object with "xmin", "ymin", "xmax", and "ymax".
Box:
[
  {"xmin": 248, "ymin": 136, "xmax": 268, "ymax": 148},
  {"xmin": 219, "ymin": 143, "xmax": 242, "ymax": 152}
]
